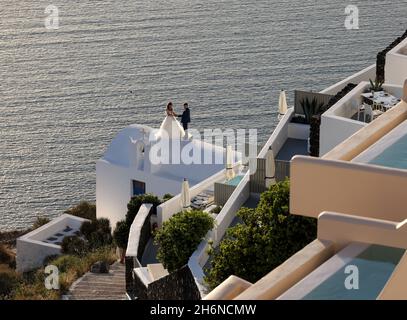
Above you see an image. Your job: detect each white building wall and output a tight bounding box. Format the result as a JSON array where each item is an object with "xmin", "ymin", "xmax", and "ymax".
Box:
[
  {"xmin": 386, "ymin": 55, "xmax": 407, "ymax": 87},
  {"xmin": 320, "ymin": 116, "xmax": 366, "ymax": 156},
  {"xmin": 385, "ymin": 38, "xmax": 407, "ymax": 86},
  {"xmin": 288, "ymin": 122, "xmax": 310, "ymax": 140},
  {"xmin": 320, "ymin": 82, "xmax": 369, "ymax": 156},
  {"xmin": 16, "ymin": 214, "xmax": 88, "ymax": 272},
  {"xmin": 96, "ymin": 160, "xmax": 185, "ymax": 229}
]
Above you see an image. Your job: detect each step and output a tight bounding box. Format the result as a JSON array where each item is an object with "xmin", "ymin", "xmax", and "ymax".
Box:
[
  {"xmin": 71, "ymin": 289, "xmax": 125, "ymax": 295},
  {"xmin": 147, "ymin": 263, "xmax": 169, "ymax": 281},
  {"xmin": 68, "ymin": 295, "xmax": 127, "ymax": 300},
  {"xmin": 74, "ymin": 283, "xmax": 125, "ymax": 290}
]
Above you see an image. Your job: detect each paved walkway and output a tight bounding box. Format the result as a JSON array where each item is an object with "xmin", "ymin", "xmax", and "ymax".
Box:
[{"xmin": 65, "ymin": 262, "xmax": 127, "ymax": 300}]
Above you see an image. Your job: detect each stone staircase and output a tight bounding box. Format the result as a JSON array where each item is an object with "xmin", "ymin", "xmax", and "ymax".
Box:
[{"xmin": 64, "ymin": 262, "xmax": 127, "ymax": 300}]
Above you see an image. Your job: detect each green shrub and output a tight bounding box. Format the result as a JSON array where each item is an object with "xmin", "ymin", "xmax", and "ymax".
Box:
[
  {"xmin": 210, "ymin": 206, "xmax": 222, "ymax": 214},
  {"xmin": 205, "ymin": 179, "xmax": 317, "ymax": 289},
  {"xmin": 80, "ymin": 218, "xmax": 112, "ymax": 250},
  {"xmin": 32, "ymin": 216, "xmax": 50, "ymax": 230},
  {"xmin": 87, "ymin": 230, "xmax": 113, "ymax": 250},
  {"xmin": 94, "ymin": 218, "xmax": 111, "ymax": 235},
  {"xmin": 4, "ymin": 246, "xmax": 116, "ymax": 300},
  {"xmin": 85, "ymin": 246, "xmax": 117, "ymax": 267},
  {"xmin": 155, "ymin": 210, "xmax": 214, "ymax": 272},
  {"xmin": 0, "ymin": 245, "xmax": 14, "ymax": 266},
  {"xmin": 50, "ymin": 255, "xmax": 84, "ymax": 274},
  {"xmin": 61, "ymin": 236, "xmax": 88, "ymax": 256},
  {"xmin": 112, "ymin": 194, "xmax": 161, "ymax": 250},
  {"xmin": 113, "ymin": 220, "xmax": 130, "ymax": 249},
  {"xmin": 13, "ymin": 282, "xmax": 59, "ymax": 300},
  {"xmin": 162, "ymin": 194, "xmax": 174, "ymax": 201},
  {"xmin": 65, "ymin": 201, "xmax": 96, "ymax": 221},
  {"xmin": 0, "ymin": 265, "xmax": 20, "ymax": 299},
  {"xmin": 80, "ymin": 221, "xmax": 96, "ymax": 238},
  {"xmin": 125, "ymin": 194, "xmax": 161, "ymax": 226}
]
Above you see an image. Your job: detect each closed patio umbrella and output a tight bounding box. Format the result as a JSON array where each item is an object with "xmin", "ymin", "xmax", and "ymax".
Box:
[
  {"xmin": 225, "ymin": 145, "xmax": 235, "ymax": 181},
  {"xmin": 180, "ymin": 178, "xmax": 191, "ymax": 210},
  {"xmin": 265, "ymin": 148, "xmax": 276, "ymax": 188},
  {"xmin": 278, "ymin": 90, "xmax": 288, "ymax": 118}
]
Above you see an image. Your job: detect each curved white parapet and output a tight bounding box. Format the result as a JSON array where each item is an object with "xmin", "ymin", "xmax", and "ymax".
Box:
[{"xmin": 126, "ymin": 203, "xmax": 153, "ymax": 259}]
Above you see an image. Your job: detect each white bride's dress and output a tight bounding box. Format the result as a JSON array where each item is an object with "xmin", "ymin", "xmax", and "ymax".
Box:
[{"xmin": 157, "ymin": 114, "xmax": 185, "ymax": 139}]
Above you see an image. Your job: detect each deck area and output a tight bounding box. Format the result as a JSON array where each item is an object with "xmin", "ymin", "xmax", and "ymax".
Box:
[
  {"xmin": 64, "ymin": 262, "xmax": 127, "ymax": 300},
  {"xmin": 275, "ymin": 138, "xmax": 308, "ymax": 161}
]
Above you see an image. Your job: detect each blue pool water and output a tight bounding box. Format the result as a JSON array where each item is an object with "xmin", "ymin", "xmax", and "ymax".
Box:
[
  {"xmin": 225, "ymin": 175, "xmax": 244, "ymax": 186},
  {"xmin": 369, "ymin": 135, "xmax": 407, "ymax": 169},
  {"xmin": 303, "ymin": 244, "xmax": 405, "ymax": 300}
]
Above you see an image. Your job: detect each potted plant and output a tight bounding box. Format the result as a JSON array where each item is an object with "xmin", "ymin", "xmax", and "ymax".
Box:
[
  {"xmin": 369, "ymin": 78, "xmax": 384, "ymax": 92},
  {"xmin": 300, "ymin": 97, "xmax": 325, "ymax": 124}
]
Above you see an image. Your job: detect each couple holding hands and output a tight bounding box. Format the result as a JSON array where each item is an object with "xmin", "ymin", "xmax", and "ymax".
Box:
[{"xmin": 160, "ymin": 102, "xmax": 191, "ymax": 139}]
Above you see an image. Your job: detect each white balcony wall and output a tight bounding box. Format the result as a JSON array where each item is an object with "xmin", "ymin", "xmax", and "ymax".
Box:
[
  {"xmin": 320, "ymin": 82, "xmax": 403, "ymax": 156},
  {"xmin": 258, "ymin": 108, "xmax": 294, "ymax": 158},
  {"xmin": 320, "ymin": 64, "xmax": 376, "ymax": 95},
  {"xmin": 290, "ymin": 156, "xmax": 407, "ymax": 223},
  {"xmin": 385, "ymin": 39, "xmax": 407, "ymax": 86}
]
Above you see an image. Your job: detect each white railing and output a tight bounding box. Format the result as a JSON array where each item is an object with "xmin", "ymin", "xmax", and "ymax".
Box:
[
  {"xmin": 126, "ymin": 203, "xmax": 153, "ymax": 258},
  {"xmin": 213, "ymin": 171, "xmax": 251, "ymax": 245},
  {"xmin": 258, "ymin": 108, "xmax": 294, "ymax": 159},
  {"xmin": 187, "ymin": 171, "xmax": 251, "ymax": 296}
]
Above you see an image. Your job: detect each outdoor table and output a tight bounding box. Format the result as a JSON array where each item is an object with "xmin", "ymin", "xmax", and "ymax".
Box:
[{"xmin": 361, "ymin": 91, "xmax": 401, "ymax": 110}]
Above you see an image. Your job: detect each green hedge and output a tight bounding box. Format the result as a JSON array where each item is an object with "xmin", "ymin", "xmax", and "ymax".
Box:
[
  {"xmin": 113, "ymin": 194, "xmax": 161, "ymax": 249},
  {"xmin": 155, "ymin": 210, "xmax": 214, "ymax": 273},
  {"xmin": 205, "ymin": 179, "xmax": 317, "ymax": 289}
]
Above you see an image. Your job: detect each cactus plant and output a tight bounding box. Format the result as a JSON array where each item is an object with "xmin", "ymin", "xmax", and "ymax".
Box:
[
  {"xmin": 369, "ymin": 78, "xmax": 384, "ymax": 92},
  {"xmin": 300, "ymin": 97, "xmax": 325, "ymax": 124}
]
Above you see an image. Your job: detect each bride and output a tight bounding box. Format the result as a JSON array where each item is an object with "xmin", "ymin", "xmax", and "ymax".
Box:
[{"xmin": 157, "ymin": 102, "xmax": 186, "ymax": 139}]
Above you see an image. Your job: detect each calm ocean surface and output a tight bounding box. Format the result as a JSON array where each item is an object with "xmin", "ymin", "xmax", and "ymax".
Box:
[{"xmin": 0, "ymin": 1, "xmax": 406, "ymax": 230}]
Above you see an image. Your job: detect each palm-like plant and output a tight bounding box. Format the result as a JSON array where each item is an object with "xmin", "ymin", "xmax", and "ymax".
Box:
[
  {"xmin": 369, "ymin": 78, "xmax": 384, "ymax": 92},
  {"xmin": 300, "ymin": 97, "xmax": 325, "ymax": 124}
]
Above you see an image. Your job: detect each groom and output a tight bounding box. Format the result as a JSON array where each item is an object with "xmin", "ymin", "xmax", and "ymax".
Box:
[{"xmin": 178, "ymin": 103, "xmax": 191, "ymax": 135}]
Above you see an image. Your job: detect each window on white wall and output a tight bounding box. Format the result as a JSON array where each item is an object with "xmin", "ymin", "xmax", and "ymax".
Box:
[{"xmin": 132, "ymin": 180, "xmax": 146, "ymax": 196}]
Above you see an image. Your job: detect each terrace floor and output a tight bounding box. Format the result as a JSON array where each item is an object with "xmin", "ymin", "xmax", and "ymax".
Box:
[
  {"xmin": 276, "ymin": 138, "xmax": 308, "ymax": 161},
  {"xmin": 65, "ymin": 262, "xmax": 126, "ymax": 300}
]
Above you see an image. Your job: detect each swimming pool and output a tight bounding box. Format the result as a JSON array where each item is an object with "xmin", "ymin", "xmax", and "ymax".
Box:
[
  {"xmin": 368, "ymin": 134, "xmax": 407, "ymax": 169},
  {"xmin": 303, "ymin": 244, "xmax": 404, "ymax": 300},
  {"xmin": 225, "ymin": 175, "xmax": 244, "ymax": 186},
  {"xmin": 352, "ymin": 120, "xmax": 407, "ymax": 170},
  {"xmin": 278, "ymin": 243, "xmax": 405, "ymax": 300}
]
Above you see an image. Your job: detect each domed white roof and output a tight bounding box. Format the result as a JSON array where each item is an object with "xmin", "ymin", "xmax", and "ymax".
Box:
[{"xmin": 102, "ymin": 124, "xmax": 151, "ymax": 166}]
